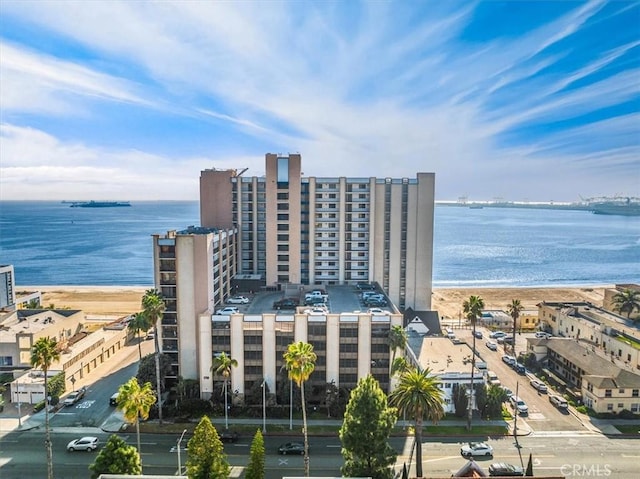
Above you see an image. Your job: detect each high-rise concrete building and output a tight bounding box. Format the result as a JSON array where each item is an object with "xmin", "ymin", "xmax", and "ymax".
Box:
[
  {"xmin": 153, "ymin": 153, "xmax": 435, "ymax": 401},
  {"xmin": 200, "ymin": 153, "xmax": 435, "ymax": 311},
  {"xmin": 152, "ymin": 226, "xmax": 237, "ymax": 383}
]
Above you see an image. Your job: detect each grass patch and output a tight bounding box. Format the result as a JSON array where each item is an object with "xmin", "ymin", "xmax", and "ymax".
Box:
[
  {"xmin": 613, "ymin": 425, "xmax": 640, "ymax": 435},
  {"xmin": 138, "ymin": 421, "xmax": 507, "ymax": 437}
]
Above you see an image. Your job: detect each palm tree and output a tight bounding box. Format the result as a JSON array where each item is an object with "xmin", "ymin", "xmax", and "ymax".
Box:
[
  {"xmin": 462, "ymin": 294, "xmax": 484, "ymax": 431},
  {"xmin": 142, "ymin": 289, "xmax": 165, "ymax": 425},
  {"xmin": 128, "ymin": 312, "xmax": 151, "ymax": 360},
  {"xmin": 117, "ymin": 377, "xmax": 156, "ymax": 468},
  {"xmin": 283, "ymin": 341, "xmax": 317, "ymax": 477},
  {"xmin": 507, "ymin": 299, "xmax": 524, "ymax": 357},
  {"xmin": 391, "ymin": 356, "xmax": 411, "ymax": 377},
  {"xmin": 389, "ymin": 367, "xmax": 444, "ymax": 478},
  {"xmin": 612, "ymin": 289, "xmax": 640, "ymax": 319},
  {"xmin": 388, "ymin": 325, "xmax": 408, "ymax": 363},
  {"xmin": 31, "ymin": 337, "xmax": 61, "ymax": 479},
  {"xmin": 212, "ymin": 352, "xmax": 238, "ymax": 430}
]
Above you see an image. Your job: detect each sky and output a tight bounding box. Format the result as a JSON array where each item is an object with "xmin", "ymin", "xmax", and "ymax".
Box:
[{"xmin": 0, "ymin": 0, "xmax": 638, "ymax": 202}]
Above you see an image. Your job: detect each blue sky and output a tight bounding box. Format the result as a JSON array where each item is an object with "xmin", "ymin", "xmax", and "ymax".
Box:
[{"xmin": 1, "ymin": 0, "xmax": 638, "ymax": 201}]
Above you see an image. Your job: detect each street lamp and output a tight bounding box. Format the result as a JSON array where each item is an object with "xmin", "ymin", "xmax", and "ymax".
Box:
[
  {"xmin": 289, "ymin": 378, "xmax": 293, "ymax": 430},
  {"xmin": 261, "ymin": 379, "xmax": 267, "ymax": 434},
  {"xmin": 177, "ymin": 428, "xmax": 187, "ymax": 475}
]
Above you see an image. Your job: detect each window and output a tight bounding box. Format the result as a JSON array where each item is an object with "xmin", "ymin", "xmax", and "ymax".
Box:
[
  {"xmin": 277, "ymin": 234, "xmax": 288, "ymax": 241},
  {"xmin": 605, "ymin": 390, "xmax": 612, "ymax": 398},
  {"xmin": 607, "ymin": 403, "xmax": 613, "ymax": 411},
  {"xmin": 278, "ymin": 245, "xmax": 289, "ymax": 251},
  {"xmin": 633, "ymin": 390, "xmax": 639, "ymax": 398},
  {"xmin": 277, "ymin": 224, "xmax": 289, "ymax": 231},
  {"xmin": 277, "ymin": 214, "xmax": 289, "ymax": 221},
  {"xmin": 277, "ymin": 192, "xmax": 289, "ymax": 200}
]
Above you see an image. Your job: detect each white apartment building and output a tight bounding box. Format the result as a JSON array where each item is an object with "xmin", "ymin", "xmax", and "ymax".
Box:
[{"xmin": 199, "ymin": 153, "xmax": 436, "ymax": 311}]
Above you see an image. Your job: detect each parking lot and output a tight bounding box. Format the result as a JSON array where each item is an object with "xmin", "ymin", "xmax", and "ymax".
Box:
[{"xmin": 454, "ymin": 326, "xmax": 586, "ymax": 432}]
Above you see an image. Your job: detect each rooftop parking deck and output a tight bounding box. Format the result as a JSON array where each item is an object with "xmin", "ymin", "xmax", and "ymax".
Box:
[{"xmin": 219, "ymin": 284, "xmax": 397, "ymax": 316}]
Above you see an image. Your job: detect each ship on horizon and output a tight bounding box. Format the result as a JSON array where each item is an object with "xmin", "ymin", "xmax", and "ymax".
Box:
[
  {"xmin": 68, "ymin": 201, "xmax": 131, "ymax": 208},
  {"xmin": 586, "ymin": 196, "xmax": 640, "ymax": 217}
]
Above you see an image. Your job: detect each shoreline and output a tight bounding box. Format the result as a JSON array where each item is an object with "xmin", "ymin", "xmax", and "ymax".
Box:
[{"xmin": 16, "ymin": 284, "xmax": 615, "ymax": 318}]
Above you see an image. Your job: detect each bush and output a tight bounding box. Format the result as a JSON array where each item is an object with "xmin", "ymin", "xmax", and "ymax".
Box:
[
  {"xmin": 175, "ymin": 398, "xmax": 213, "ymax": 417},
  {"xmin": 617, "ymin": 409, "xmax": 639, "ymax": 419},
  {"xmin": 34, "ymin": 400, "xmax": 45, "ymax": 412},
  {"xmin": 575, "ymin": 405, "xmax": 588, "ymax": 414}
]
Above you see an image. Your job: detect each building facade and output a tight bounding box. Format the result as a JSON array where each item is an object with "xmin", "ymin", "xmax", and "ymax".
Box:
[
  {"xmin": 199, "ymin": 153, "xmax": 436, "ymax": 311},
  {"xmin": 526, "ymin": 337, "xmax": 640, "ymax": 414},
  {"xmin": 0, "ymin": 265, "xmax": 16, "ymax": 312},
  {"xmin": 198, "ymin": 310, "xmax": 402, "ymax": 402},
  {"xmin": 152, "ymin": 226, "xmax": 237, "ymax": 383}
]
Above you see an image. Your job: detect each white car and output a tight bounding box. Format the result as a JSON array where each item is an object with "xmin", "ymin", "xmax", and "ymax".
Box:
[
  {"xmin": 63, "ymin": 387, "xmax": 87, "ymax": 406},
  {"xmin": 460, "ymin": 442, "xmax": 493, "ymax": 458},
  {"xmin": 67, "ymin": 436, "xmax": 99, "ymax": 452},
  {"xmin": 535, "ymin": 331, "xmax": 552, "ymax": 339},
  {"xmin": 227, "ymin": 296, "xmax": 249, "ymax": 304},
  {"xmin": 502, "ymin": 354, "xmax": 516, "ymax": 366},
  {"xmin": 304, "ymin": 307, "xmax": 328, "ymax": 315},
  {"xmin": 486, "ymin": 341, "xmax": 498, "ymax": 351},
  {"xmin": 530, "ymin": 379, "xmax": 548, "ymax": 393},
  {"xmin": 510, "ymin": 396, "xmax": 529, "ymax": 415},
  {"xmin": 490, "ymin": 331, "xmax": 507, "ymax": 339},
  {"xmin": 367, "ymin": 308, "xmax": 389, "ymax": 314},
  {"xmin": 215, "ymin": 307, "xmax": 239, "ymax": 315}
]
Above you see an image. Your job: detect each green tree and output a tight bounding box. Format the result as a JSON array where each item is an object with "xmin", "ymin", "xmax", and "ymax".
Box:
[
  {"xmin": 388, "ymin": 325, "xmax": 407, "ymax": 363},
  {"xmin": 389, "ymin": 367, "xmax": 444, "ymax": 479},
  {"xmin": 283, "ymin": 341, "xmax": 317, "ymax": 477},
  {"xmin": 462, "ymin": 294, "xmax": 484, "ymax": 431},
  {"xmin": 31, "ymin": 336, "xmax": 60, "ymax": 479},
  {"xmin": 186, "ymin": 415, "xmax": 230, "ymax": 479},
  {"xmin": 212, "ymin": 352, "xmax": 238, "ymax": 430},
  {"xmin": 136, "ymin": 352, "xmax": 171, "ymax": 390},
  {"xmin": 612, "ymin": 289, "xmax": 640, "ymax": 319},
  {"xmin": 390, "ymin": 356, "xmax": 410, "ymax": 377},
  {"xmin": 128, "ymin": 312, "xmax": 152, "ymax": 360},
  {"xmin": 483, "ymin": 384, "xmax": 508, "ymax": 419},
  {"xmin": 142, "ymin": 288, "xmax": 166, "ymax": 425},
  {"xmin": 507, "ymin": 299, "xmax": 524, "ymax": 356},
  {"xmin": 245, "ymin": 429, "xmax": 265, "ymax": 479},
  {"xmin": 451, "ymin": 384, "xmax": 468, "ymax": 418},
  {"xmin": 26, "ymin": 299, "xmax": 40, "ymax": 308},
  {"xmin": 117, "ymin": 377, "xmax": 156, "ymax": 468},
  {"xmin": 340, "ymin": 375, "xmax": 398, "ymax": 479},
  {"xmin": 89, "ymin": 434, "xmax": 141, "ymax": 479}
]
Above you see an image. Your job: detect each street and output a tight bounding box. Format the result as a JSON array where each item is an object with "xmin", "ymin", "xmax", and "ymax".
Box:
[{"xmin": 1, "ymin": 429, "xmax": 640, "ymax": 478}]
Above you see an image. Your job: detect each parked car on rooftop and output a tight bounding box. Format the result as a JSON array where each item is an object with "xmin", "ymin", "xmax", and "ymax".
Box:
[
  {"xmin": 227, "ymin": 296, "xmax": 249, "ymax": 304},
  {"xmin": 215, "ymin": 307, "xmax": 239, "ymax": 315}
]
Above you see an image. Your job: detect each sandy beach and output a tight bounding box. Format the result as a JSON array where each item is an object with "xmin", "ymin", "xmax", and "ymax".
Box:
[{"xmin": 18, "ymin": 284, "xmax": 612, "ymax": 317}]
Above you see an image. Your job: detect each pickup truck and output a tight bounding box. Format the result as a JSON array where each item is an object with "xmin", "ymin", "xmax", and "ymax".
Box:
[{"xmin": 304, "ymin": 290, "xmax": 328, "ymax": 301}]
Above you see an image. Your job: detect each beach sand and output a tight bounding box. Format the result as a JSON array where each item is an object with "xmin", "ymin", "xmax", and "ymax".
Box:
[{"xmin": 18, "ymin": 284, "xmax": 612, "ymax": 317}]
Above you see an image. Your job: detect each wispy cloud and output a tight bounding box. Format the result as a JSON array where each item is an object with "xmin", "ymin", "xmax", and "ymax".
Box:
[{"xmin": 0, "ymin": 0, "xmax": 637, "ymax": 200}]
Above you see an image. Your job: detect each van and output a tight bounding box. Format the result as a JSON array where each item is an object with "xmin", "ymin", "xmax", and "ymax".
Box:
[
  {"xmin": 109, "ymin": 392, "xmax": 119, "ymax": 406},
  {"xmin": 486, "ymin": 371, "xmax": 501, "ymax": 386}
]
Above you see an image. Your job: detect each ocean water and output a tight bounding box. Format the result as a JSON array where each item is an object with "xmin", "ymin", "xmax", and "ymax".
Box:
[{"xmin": 0, "ymin": 201, "xmax": 638, "ymax": 287}]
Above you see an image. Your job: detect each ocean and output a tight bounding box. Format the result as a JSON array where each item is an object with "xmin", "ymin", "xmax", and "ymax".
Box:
[{"xmin": 1, "ymin": 201, "xmax": 638, "ymax": 288}]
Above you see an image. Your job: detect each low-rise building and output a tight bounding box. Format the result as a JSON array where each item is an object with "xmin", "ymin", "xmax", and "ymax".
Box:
[
  {"xmin": 538, "ymin": 301, "xmax": 640, "ymax": 371},
  {"xmin": 526, "ymin": 337, "xmax": 640, "ymax": 414},
  {"xmin": 412, "ymin": 336, "xmax": 485, "ymax": 413}
]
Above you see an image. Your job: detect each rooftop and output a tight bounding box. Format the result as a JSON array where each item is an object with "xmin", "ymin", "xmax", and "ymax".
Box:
[
  {"xmin": 534, "ymin": 338, "xmax": 640, "ymax": 388},
  {"xmin": 0, "ymin": 309, "xmax": 82, "ymax": 342},
  {"xmin": 418, "ymin": 337, "xmax": 480, "ymax": 376},
  {"xmin": 212, "ymin": 284, "xmax": 399, "ymax": 319}
]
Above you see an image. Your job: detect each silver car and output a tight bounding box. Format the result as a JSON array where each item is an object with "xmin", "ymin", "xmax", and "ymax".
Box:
[{"xmin": 67, "ymin": 436, "xmax": 98, "ymax": 452}]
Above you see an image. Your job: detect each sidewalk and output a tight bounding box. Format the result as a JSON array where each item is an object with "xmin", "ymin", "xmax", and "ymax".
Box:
[{"xmin": 0, "ymin": 335, "xmax": 153, "ymax": 434}]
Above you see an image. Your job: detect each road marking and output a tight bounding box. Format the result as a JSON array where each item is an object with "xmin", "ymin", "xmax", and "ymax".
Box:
[
  {"xmin": 621, "ymin": 454, "xmax": 640, "ymax": 458},
  {"xmin": 278, "ymin": 458, "xmax": 289, "ymax": 465},
  {"xmin": 326, "ymin": 445, "xmax": 341, "ymax": 448}
]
